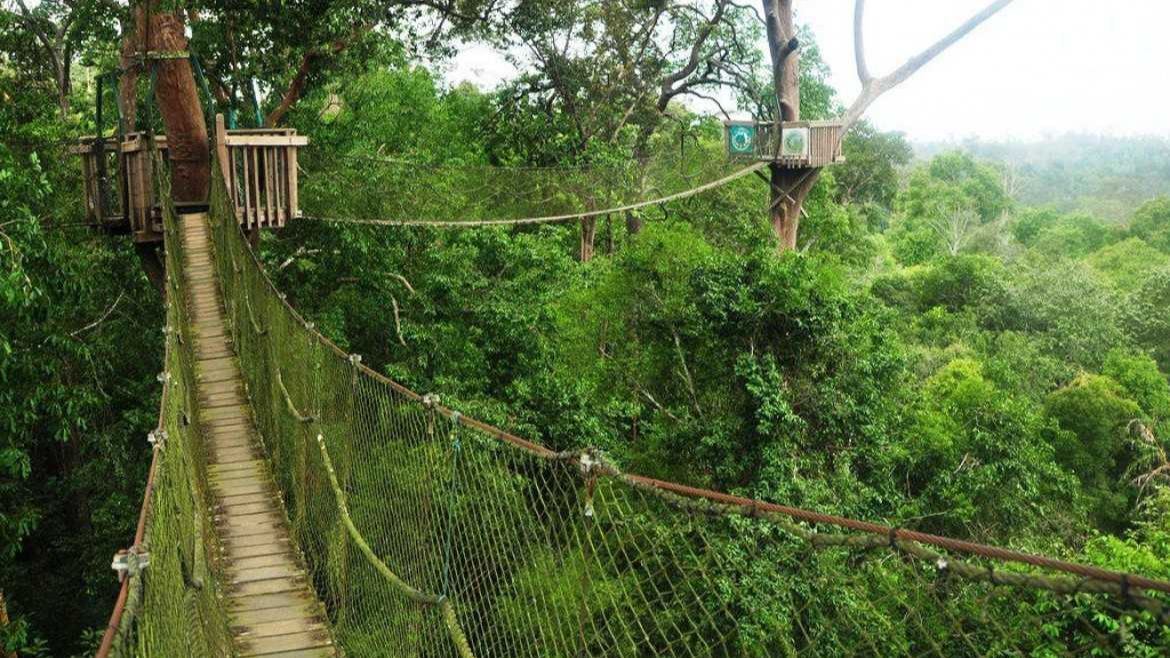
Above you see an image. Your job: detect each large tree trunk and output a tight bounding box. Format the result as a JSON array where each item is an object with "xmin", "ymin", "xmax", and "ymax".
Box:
[
  {"xmin": 145, "ymin": 7, "xmax": 209, "ymax": 204},
  {"xmin": 769, "ymin": 166, "xmax": 819, "ymax": 251},
  {"xmin": 119, "ymin": 3, "xmax": 209, "ymax": 203},
  {"xmin": 762, "ymin": 0, "xmax": 806, "ymax": 252}
]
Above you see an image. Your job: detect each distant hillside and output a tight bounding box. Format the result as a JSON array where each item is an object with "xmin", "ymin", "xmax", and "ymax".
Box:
[{"xmin": 915, "ymin": 134, "xmax": 1170, "ymax": 221}]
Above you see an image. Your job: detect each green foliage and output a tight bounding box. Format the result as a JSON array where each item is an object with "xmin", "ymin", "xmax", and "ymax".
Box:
[
  {"xmin": 1087, "ymin": 237, "xmax": 1170, "ymax": 289},
  {"xmin": 1045, "ymin": 374, "xmax": 1141, "ymax": 526},
  {"xmin": 1128, "ymin": 196, "xmax": 1170, "ymax": 252},
  {"xmin": 0, "ymin": 69, "xmax": 159, "ymax": 656},
  {"xmin": 835, "ymin": 122, "xmax": 913, "ymax": 208}
]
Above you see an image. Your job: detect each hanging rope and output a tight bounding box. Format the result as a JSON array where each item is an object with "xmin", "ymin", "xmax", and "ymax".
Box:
[{"xmin": 301, "ymin": 162, "xmax": 768, "ymax": 228}]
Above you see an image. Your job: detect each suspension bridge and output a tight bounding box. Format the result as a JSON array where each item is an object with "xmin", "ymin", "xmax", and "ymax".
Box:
[{"xmin": 87, "ymin": 116, "xmax": 1170, "ymax": 657}]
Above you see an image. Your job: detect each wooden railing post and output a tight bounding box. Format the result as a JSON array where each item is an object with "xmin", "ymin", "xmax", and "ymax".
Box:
[{"xmin": 215, "ymin": 114, "xmax": 232, "ymax": 201}]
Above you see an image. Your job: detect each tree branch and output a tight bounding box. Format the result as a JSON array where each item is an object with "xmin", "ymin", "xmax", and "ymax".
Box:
[
  {"xmin": 853, "ymin": 0, "xmax": 871, "ymax": 83},
  {"xmin": 841, "ymin": 0, "xmax": 1014, "ymax": 133}
]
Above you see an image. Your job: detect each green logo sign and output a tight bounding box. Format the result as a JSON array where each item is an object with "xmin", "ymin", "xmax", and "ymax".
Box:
[
  {"xmin": 783, "ymin": 130, "xmax": 806, "ymax": 154},
  {"xmin": 727, "ymin": 125, "xmax": 755, "ymax": 155}
]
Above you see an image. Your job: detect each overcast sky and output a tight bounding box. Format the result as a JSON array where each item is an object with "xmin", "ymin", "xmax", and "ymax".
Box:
[{"xmin": 447, "ymin": 0, "xmax": 1170, "ymax": 142}]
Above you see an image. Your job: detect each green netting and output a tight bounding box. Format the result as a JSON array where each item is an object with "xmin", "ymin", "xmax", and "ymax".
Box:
[
  {"xmin": 201, "ymin": 144, "xmax": 1170, "ymax": 657},
  {"xmin": 101, "ymin": 149, "xmax": 234, "ymax": 658},
  {"xmin": 301, "ymin": 145, "xmax": 747, "ymax": 227}
]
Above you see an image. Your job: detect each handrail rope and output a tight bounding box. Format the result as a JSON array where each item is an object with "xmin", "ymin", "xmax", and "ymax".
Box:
[
  {"xmin": 207, "ymin": 138, "xmax": 1170, "ymax": 603},
  {"xmin": 624, "ymin": 473, "xmax": 1169, "ymax": 617},
  {"xmin": 94, "ymin": 126, "xmax": 183, "ymax": 658},
  {"xmin": 301, "ymin": 162, "xmax": 768, "ymax": 228},
  {"xmin": 329, "ymin": 152, "xmax": 613, "ymax": 171},
  {"xmin": 276, "ymin": 370, "xmax": 314, "ymax": 423},
  {"xmin": 314, "ymin": 433, "xmax": 476, "ymax": 658}
]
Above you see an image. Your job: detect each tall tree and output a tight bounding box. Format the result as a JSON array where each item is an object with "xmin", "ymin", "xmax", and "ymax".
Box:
[{"xmin": 761, "ymin": 0, "xmax": 1015, "ymax": 251}]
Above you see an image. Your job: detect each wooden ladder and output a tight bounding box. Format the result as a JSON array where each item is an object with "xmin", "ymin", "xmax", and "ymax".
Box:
[{"xmin": 181, "ymin": 213, "xmax": 336, "ymax": 658}]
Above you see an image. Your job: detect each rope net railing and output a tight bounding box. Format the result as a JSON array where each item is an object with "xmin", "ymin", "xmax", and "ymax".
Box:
[
  {"xmin": 96, "ymin": 149, "xmax": 234, "ymax": 658},
  {"xmin": 202, "ymin": 146, "xmax": 1170, "ymax": 656}
]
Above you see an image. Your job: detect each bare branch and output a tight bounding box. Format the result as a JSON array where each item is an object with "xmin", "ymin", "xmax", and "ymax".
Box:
[
  {"xmin": 841, "ymin": 0, "xmax": 1014, "ymax": 133},
  {"xmin": 853, "ymin": 0, "xmax": 871, "ymax": 83}
]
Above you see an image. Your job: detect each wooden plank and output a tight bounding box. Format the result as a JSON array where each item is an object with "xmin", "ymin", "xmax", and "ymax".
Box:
[
  {"xmin": 243, "ymin": 146, "xmax": 253, "ymax": 229},
  {"xmin": 287, "ymin": 146, "xmax": 299, "ymax": 218},
  {"xmin": 230, "ymin": 552, "xmax": 297, "ymax": 571},
  {"xmin": 251, "ymin": 147, "xmax": 261, "ymax": 230},
  {"xmin": 230, "ymin": 576, "xmax": 306, "ymax": 597},
  {"xmin": 236, "ymin": 629, "xmax": 331, "ymax": 657},
  {"xmin": 234, "ymin": 616, "xmax": 326, "ymax": 639},
  {"xmin": 237, "ymin": 647, "xmax": 333, "ymax": 658},
  {"xmin": 228, "ymin": 589, "xmax": 315, "ymax": 613},
  {"xmin": 231, "ymin": 603, "xmax": 321, "ymax": 628},
  {"xmin": 264, "ymin": 146, "xmax": 275, "ymax": 228},
  {"xmin": 232, "ymin": 564, "xmax": 302, "ymax": 584},
  {"xmin": 228, "ymin": 539, "xmax": 294, "ymax": 559}
]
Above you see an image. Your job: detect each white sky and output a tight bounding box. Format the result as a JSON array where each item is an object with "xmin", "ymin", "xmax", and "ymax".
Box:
[{"xmin": 447, "ymin": 0, "xmax": 1170, "ymax": 142}]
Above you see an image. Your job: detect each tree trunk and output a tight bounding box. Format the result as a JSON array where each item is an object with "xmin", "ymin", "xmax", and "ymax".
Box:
[
  {"xmin": 145, "ymin": 6, "xmax": 209, "ymax": 204},
  {"xmin": 136, "ymin": 243, "xmax": 166, "ymax": 295},
  {"xmin": 580, "ymin": 217, "xmax": 597, "ymax": 262},
  {"xmin": 118, "ymin": 11, "xmax": 141, "ymax": 131},
  {"xmin": 769, "ymin": 166, "xmax": 819, "ymax": 252},
  {"xmin": 762, "ymin": 0, "xmax": 808, "ymax": 252},
  {"xmin": 117, "ymin": 3, "xmax": 209, "ymax": 204}
]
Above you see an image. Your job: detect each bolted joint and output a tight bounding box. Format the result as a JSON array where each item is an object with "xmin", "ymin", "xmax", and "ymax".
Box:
[
  {"xmin": 147, "ymin": 429, "xmax": 168, "ymax": 449},
  {"xmin": 111, "ymin": 548, "xmax": 150, "ymax": 582}
]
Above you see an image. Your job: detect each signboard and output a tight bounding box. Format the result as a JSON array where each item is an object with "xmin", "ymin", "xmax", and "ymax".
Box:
[
  {"xmin": 780, "ymin": 127, "xmax": 810, "ymax": 159},
  {"xmin": 726, "ymin": 123, "xmax": 756, "ymax": 156}
]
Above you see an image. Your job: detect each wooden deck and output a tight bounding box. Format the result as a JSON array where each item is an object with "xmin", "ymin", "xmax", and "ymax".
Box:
[{"xmin": 182, "ymin": 213, "xmax": 336, "ymax": 658}]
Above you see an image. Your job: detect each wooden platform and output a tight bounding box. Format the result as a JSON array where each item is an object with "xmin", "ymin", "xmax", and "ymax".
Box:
[{"xmin": 181, "ymin": 213, "xmax": 336, "ymax": 658}]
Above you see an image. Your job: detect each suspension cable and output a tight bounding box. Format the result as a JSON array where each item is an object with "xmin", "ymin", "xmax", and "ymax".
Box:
[{"xmin": 300, "ymin": 162, "xmax": 768, "ymax": 228}]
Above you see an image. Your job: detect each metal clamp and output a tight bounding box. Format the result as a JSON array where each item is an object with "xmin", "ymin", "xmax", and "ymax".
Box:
[
  {"xmin": 111, "ymin": 548, "xmax": 150, "ymax": 582},
  {"xmin": 147, "ymin": 429, "xmax": 167, "ymax": 449}
]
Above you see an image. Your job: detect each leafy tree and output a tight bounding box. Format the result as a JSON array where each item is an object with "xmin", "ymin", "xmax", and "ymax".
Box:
[
  {"xmin": 1128, "ymin": 196, "xmax": 1170, "ymax": 252},
  {"xmin": 834, "ymin": 121, "xmax": 912, "ymax": 208},
  {"xmin": 888, "ymin": 359, "xmax": 1080, "ymax": 538},
  {"xmin": 1045, "ymin": 374, "xmax": 1142, "ymax": 526},
  {"xmin": 1102, "ymin": 350, "xmax": 1170, "ymax": 422},
  {"xmin": 1087, "ymin": 237, "xmax": 1170, "ymax": 290}
]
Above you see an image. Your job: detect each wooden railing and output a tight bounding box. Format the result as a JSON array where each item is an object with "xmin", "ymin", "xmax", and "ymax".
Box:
[
  {"xmin": 215, "ymin": 115, "xmax": 307, "ymax": 231},
  {"xmin": 74, "ymin": 117, "xmax": 307, "ymax": 243}
]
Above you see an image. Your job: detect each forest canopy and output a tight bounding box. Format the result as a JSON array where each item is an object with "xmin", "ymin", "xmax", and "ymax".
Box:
[{"xmin": 2, "ymin": 1, "xmax": 1170, "ymax": 655}]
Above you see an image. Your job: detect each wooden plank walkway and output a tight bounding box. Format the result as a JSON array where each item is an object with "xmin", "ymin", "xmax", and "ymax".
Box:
[{"xmin": 181, "ymin": 213, "xmax": 336, "ymax": 658}]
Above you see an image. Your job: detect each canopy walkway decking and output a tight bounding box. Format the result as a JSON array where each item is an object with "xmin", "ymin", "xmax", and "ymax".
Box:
[{"xmin": 184, "ymin": 213, "xmax": 335, "ymax": 657}]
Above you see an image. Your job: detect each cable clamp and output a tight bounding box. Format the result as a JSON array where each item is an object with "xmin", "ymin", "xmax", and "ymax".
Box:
[
  {"xmin": 888, "ymin": 527, "xmax": 899, "ymax": 549},
  {"xmin": 349, "ymin": 354, "xmax": 362, "ymax": 365},
  {"xmin": 156, "ymin": 371, "xmax": 171, "ymax": 384},
  {"xmin": 147, "ymin": 429, "xmax": 167, "ymax": 449},
  {"xmin": 422, "ymin": 393, "xmax": 441, "ymax": 409},
  {"xmin": 111, "ymin": 548, "xmax": 150, "ymax": 582}
]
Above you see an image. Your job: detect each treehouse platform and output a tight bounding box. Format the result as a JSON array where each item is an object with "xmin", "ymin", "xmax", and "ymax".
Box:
[
  {"xmin": 72, "ymin": 122, "xmax": 307, "ymax": 243},
  {"xmin": 723, "ymin": 119, "xmax": 845, "ymax": 167}
]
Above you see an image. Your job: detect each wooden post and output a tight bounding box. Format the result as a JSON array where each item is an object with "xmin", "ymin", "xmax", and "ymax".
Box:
[{"xmin": 215, "ymin": 114, "xmax": 232, "ymax": 198}]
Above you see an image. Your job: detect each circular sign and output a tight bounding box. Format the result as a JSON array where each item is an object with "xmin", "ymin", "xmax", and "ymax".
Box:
[
  {"xmin": 783, "ymin": 130, "xmax": 806, "ymax": 153},
  {"xmin": 728, "ymin": 125, "xmax": 755, "ymax": 153}
]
